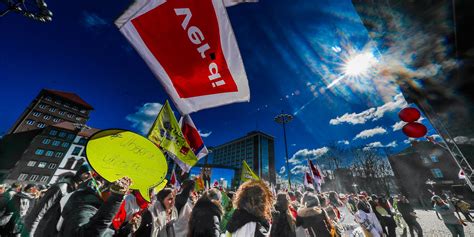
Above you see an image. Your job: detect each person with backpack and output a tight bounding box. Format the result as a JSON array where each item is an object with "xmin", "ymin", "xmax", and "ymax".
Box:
[{"xmin": 23, "ymin": 164, "xmax": 93, "ymax": 237}]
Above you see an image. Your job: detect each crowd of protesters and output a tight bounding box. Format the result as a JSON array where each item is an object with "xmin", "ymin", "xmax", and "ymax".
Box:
[{"xmin": 0, "ymin": 165, "xmax": 472, "ymax": 237}]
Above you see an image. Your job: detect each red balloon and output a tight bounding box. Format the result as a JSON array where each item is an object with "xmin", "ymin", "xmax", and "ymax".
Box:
[
  {"xmin": 402, "ymin": 122, "xmax": 427, "ymax": 138},
  {"xmin": 399, "ymin": 107, "xmax": 421, "ymax": 122}
]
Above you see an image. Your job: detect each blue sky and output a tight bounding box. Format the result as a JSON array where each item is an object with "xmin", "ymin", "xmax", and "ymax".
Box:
[{"xmin": 0, "ymin": 0, "xmax": 441, "ymax": 185}]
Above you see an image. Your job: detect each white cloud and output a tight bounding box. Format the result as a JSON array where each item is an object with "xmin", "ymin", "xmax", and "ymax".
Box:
[
  {"xmin": 290, "ymin": 165, "xmax": 307, "ymax": 175},
  {"xmin": 198, "ymin": 130, "xmax": 212, "ymax": 138},
  {"xmin": 330, "ymin": 93, "xmax": 407, "ymax": 125},
  {"xmin": 338, "ymin": 140, "xmax": 350, "ymax": 145},
  {"xmin": 125, "ymin": 103, "xmax": 163, "ymax": 135},
  {"xmin": 279, "ymin": 166, "xmax": 286, "ymax": 175},
  {"xmin": 363, "ymin": 141, "xmax": 398, "ymax": 151},
  {"xmin": 392, "ymin": 121, "xmax": 406, "ymax": 131},
  {"xmin": 288, "ymin": 147, "xmax": 329, "ymax": 165},
  {"xmin": 354, "ymin": 127, "xmax": 387, "ymax": 140}
]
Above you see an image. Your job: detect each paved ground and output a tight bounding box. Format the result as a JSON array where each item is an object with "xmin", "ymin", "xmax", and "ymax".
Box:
[{"xmin": 396, "ymin": 209, "xmax": 474, "ymax": 237}]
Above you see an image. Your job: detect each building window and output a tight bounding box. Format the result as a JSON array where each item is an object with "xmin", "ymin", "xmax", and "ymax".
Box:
[
  {"xmin": 72, "ymin": 147, "xmax": 82, "ymax": 156},
  {"xmin": 39, "ymin": 104, "xmax": 47, "ymax": 109},
  {"xmin": 52, "ymin": 140, "xmax": 61, "ymax": 146},
  {"xmin": 27, "ymin": 161, "xmax": 37, "ymax": 167},
  {"xmin": 59, "ymin": 111, "xmax": 66, "ymax": 116},
  {"xmin": 78, "ymin": 138, "xmax": 87, "ymax": 145},
  {"xmin": 18, "ymin": 173, "xmax": 28, "ymax": 181},
  {"xmin": 80, "ymin": 149, "xmax": 86, "ymax": 157},
  {"xmin": 45, "ymin": 150, "xmax": 54, "ymax": 157},
  {"xmin": 76, "ymin": 117, "xmax": 82, "ymax": 121},
  {"xmin": 44, "ymin": 115, "xmax": 52, "ymax": 120},
  {"xmin": 42, "ymin": 138, "xmax": 51, "ymax": 145},
  {"xmin": 64, "ymin": 103, "xmax": 70, "ymax": 108},
  {"xmin": 55, "ymin": 100, "xmax": 61, "ymax": 105},
  {"xmin": 55, "ymin": 152, "xmax": 64, "ymax": 158},
  {"xmin": 49, "ymin": 129, "xmax": 58, "ymax": 136},
  {"xmin": 53, "ymin": 118, "xmax": 61, "ymax": 123},
  {"xmin": 431, "ymin": 155, "xmax": 439, "ymax": 163},
  {"xmin": 38, "ymin": 162, "xmax": 47, "ymax": 168},
  {"xmin": 40, "ymin": 176, "xmax": 50, "ymax": 183},
  {"xmin": 48, "ymin": 163, "xmax": 57, "ymax": 169},
  {"xmin": 58, "ymin": 132, "xmax": 66, "ymax": 138},
  {"xmin": 73, "ymin": 106, "xmax": 79, "ymax": 111},
  {"xmin": 30, "ymin": 175, "xmax": 39, "ymax": 181},
  {"xmin": 49, "ymin": 107, "xmax": 57, "ymax": 112},
  {"xmin": 32, "ymin": 111, "xmax": 41, "ymax": 117},
  {"xmin": 67, "ymin": 113, "xmax": 74, "ymax": 118},
  {"xmin": 35, "ymin": 149, "xmax": 45, "ymax": 155},
  {"xmin": 80, "ymin": 110, "xmax": 87, "ymax": 114},
  {"xmin": 61, "ymin": 142, "xmax": 70, "ymax": 148},
  {"xmin": 45, "ymin": 96, "xmax": 52, "ymax": 101},
  {"xmin": 26, "ymin": 120, "xmax": 35, "ymax": 125},
  {"xmin": 67, "ymin": 134, "xmax": 75, "ymax": 140},
  {"xmin": 37, "ymin": 123, "xmax": 46, "ymax": 128},
  {"xmin": 431, "ymin": 169, "xmax": 444, "ymax": 178}
]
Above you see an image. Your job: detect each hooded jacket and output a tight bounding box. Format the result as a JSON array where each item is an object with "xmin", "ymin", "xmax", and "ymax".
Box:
[
  {"xmin": 135, "ymin": 200, "xmax": 178, "ymax": 237},
  {"xmin": 187, "ymin": 198, "xmax": 222, "ymax": 237},
  {"xmin": 271, "ymin": 204, "xmax": 296, "ymax": 237},
  {"xmin": 0, "ymin": 191, "xmax": 35, "ymax": 235},
  {"xmin": 226, "ymin": 209, "xmax": 270, "ymax": 237},
  {"xmin": 57, "ymin": 187, "xmax": 124, "ymax": 237},
  {"xmin": 24, "ymin": 177, "xmax": 76, "ymax": 237},
  {"xmin": 295, "ymin": 206, "xmax": 333, "ymax": 237}
]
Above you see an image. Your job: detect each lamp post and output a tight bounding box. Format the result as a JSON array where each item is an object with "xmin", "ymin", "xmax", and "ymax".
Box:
[
  {"xmin": 274, "ymin": 112, "xmax": 293, "ymax": 189},
  {"xmin": 1, "ymin": 0, "xmax": 52, "ymax": 22}
]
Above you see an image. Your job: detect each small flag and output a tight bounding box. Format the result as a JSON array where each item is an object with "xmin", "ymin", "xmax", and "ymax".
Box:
[
  {"xmin": 179, "ymin": 114, "xmax": 209, "ymax": 160},
  {"xmin": 213, "ymin": 180, "xmax": 220, "ymax": 188},
  {"xmin": 308, "ymin": 159, "xmax": 323, "ymax": 192},
  {"xmin": 241, "ymin": 160, "xmax": 259, "ymax": 182},
  {"xmin": 459, "ymin": 169, "xmax": 466, "ymax": 179},
  {"xmin": 303, "ymin": 172, "xmax": 313, "ymax": 188},
  {"xmin": 148, "ymin": 101, "xmax": 198, "ymax": 172},
  {"xmin": 195, "ymin": 175, "xmax": 205, "ymax": 191},
  {"xmin": 170, "ymin": 170, "xmax": 181, "ymax": 190}
]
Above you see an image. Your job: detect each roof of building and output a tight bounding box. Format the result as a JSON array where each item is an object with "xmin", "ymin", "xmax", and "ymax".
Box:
[
  {"xmin": 43, "ymin": 89, "xmax": 94, "ymax": 110},
  {"xmin": 52, "ymin": 121, "xmax": 100, "ymax": 138}
]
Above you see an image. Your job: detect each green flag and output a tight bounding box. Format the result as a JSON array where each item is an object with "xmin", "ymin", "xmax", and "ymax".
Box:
[
  {"xmin": 148, "ymin": 101, "xmax": 198, "ymax": 172},
  {"xmin": 241, "ymin": 160, "xmax": 260, "ymax": 182}
]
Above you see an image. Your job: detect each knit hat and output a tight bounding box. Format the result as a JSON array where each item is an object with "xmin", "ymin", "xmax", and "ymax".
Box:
[{"xmin": 302, "ymin": 191, "xmax": 320, "ymax": 207}]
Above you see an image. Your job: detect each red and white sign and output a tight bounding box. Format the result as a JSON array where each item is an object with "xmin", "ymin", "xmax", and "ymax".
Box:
[
  {"xmin": 116, "ymin": 0, "xmax": 250, "ymax": 114},
  {"xmin": 179, "ymin": 114, "xmax": 209, "ymax": 160}
]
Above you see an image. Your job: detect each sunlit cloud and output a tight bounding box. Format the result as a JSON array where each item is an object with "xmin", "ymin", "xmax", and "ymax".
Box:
[
  {"xmin": 363, "ymin": 141, "xmax": 397, "ymax": 151},
  {"xmin": 126, "ymin": 103, "xmax": 163, "ymax": 135},
  {"xmin": 288, "ymin": 147, "xmax": 329, "ymax": 165},
  {"xmin": 354, "ymin": 127, "xmax": 387, "ymax": 140},
  {"xmin": 198, "ymin": 131, "xmax": 212, "ymax": 138},
  {"xmin": 330, "ymin": 93, "xmax": 407, "ymax": 125},
  {"xmin": 338, "ymin": 140, "xmax": 350, "ymax": 145}
]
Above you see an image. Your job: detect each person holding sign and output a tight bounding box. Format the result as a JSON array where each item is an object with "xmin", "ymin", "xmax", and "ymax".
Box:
[{"xmin": 57, "ymin": 176, "xmax": 133, "ymax": 237}]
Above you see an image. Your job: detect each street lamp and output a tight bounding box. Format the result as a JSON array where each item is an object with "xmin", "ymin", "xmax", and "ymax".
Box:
[
  {"xmin": 1, "ymin": 0, "xmax": 53, "ymax": 22},
  {"xmin": 274, "ymin": 112, "xmax": 293, "ymax": 189}
]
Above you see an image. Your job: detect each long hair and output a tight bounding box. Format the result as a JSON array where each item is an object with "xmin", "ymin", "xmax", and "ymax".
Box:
[
  {"xmin": 156, "ymin": 188, "xmax": 173, "ymax": 207},
  {"xmin": 328, "ymin": 191, "xmax": 343, "ymax": 207},
  {"xmin": 234, "ymin": 180, "xmax": 273, "ymax": 221}
]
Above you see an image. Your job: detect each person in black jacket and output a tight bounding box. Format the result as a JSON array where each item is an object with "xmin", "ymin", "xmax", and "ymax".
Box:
[
  {"xmin": 187, "ymin": 188, "xmax": 222, "ymax": 237},
  {"xmin": 0, "ymin": 184, "xmax": 37, "ymax": 237},
  {"xmin": 271, "ymin": 192, "xmax": 296, "ymax": 237},
  {"xmin": 58, "ymin": 176, "xmax": 132, "ymax": 237},
  {"xmin": 175, "ymin": 180, "xmax": 195, "ymax": 215},
  {"xmin": 398, "ymin": 195, "xmax": 423, "ymax": 237},
  {"xmin": 24, "ymin": 164, "xmax": 93, "ymax": 237}
]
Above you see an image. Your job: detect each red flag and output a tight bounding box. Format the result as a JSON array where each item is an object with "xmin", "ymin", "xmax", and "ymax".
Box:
[
  {"xmin": 179, "ymin": 115, "xmax": 209, "ymax": 160},
  {"xmin": 213, "ymin": 180, "xmax": 219, "ymax": 188},
  {"xmin": 112, "ymin": 201, "xmax": 127, "ymax": 230},
  {"xmin": 303, "ymin": 172, "xmax": 313, "ymax": 188},
  {"xmin": 170, "ymin": 170, "xmax": 181, "ymax": 190},
  {"xmin": 116, "ymin": 0, "xmax": 250, "ymax": 114}
]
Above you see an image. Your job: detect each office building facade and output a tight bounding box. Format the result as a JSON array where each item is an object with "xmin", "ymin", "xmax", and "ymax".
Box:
[{"xmin": 212, "ymin": 131, "xmax": 276, "ymax": 184}]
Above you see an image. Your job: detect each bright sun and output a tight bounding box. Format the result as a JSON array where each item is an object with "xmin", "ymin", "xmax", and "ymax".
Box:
[{"xmin": 343, "ymin": 52, "xmax": 377, "ymax": 77}]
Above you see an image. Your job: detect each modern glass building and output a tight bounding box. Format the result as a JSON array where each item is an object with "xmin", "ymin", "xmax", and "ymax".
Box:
[{"xmin": 211, "ymin": 131, "xmax": 276, "ymax": 184}]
